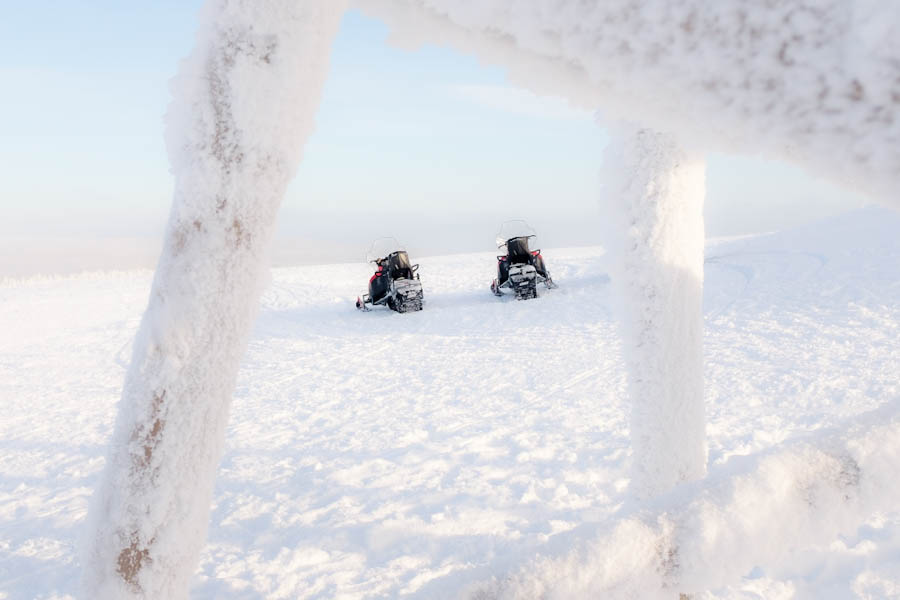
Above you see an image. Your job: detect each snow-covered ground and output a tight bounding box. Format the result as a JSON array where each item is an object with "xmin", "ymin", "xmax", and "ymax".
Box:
[{"xmin": 1, "ymin": 206, "xmax": 898, "ymax": 599}]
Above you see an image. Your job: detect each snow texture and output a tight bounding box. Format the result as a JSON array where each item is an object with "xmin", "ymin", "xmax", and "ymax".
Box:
[
  {"xmin": 81, "ymin": 2, "xmax": 346, "ymax": 598},
  {"xmin": 600, "ymin": 127, "xmax": 707, "ymax": 499},
  {"xmin": 468, "ymin": 401, "xmax": 900, "ymax": 600},
  {"xmin": 355, "ymin": 0, "xmax": 900, "ymax": 204},
  {"xmin": 2, "ymin": 207, "xmax": 899, "ymax": 599}
]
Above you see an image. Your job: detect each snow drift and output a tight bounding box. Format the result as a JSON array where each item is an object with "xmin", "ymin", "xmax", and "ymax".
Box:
[{"xmin": 468, "ymin": 401, "xmax": 900, "ymax": 599}]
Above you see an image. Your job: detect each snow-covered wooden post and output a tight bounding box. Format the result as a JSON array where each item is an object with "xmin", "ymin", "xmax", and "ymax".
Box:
[
  {"xmin": 602, "ymin": 127, "xmax": 707, "ymax": 499},
  {"xmin": 82, "ymin": 2, "xmax": 346, "ymax": 598}
]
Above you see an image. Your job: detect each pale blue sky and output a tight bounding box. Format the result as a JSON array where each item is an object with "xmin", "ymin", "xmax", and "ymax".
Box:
[{"xmin": 0, "ymin": 3, "xmax": 869, "ymax": 272}]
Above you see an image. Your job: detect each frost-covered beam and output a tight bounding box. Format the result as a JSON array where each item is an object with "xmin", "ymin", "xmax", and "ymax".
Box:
[
  {"xmin": 470, "ymin": 404, "xmax": 900, "ymax": 599},
  {"xmin": 81, "ymin": 2, "xmax": 346, "ymax": 598},
  {"xmin": 602, "ymin": 127, "xmax": 707, "ymax": 498},
  {"xmin": 356, "ymin": 0, "xmax": 900, "ymax": 205}
]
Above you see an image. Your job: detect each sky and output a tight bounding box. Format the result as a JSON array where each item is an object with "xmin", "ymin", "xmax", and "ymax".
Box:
[{"xmin": 0, "ymin": 2, "xmax": 871, "ymax": 276}]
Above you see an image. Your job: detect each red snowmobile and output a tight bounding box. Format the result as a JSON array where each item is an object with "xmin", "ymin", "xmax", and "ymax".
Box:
[
  {"xmin": 356, "ymin": 238, "xmax": 424, "ymax": 313},
  {"xmin": 490, "ymin": 220, "xmax": 556, "ymax": 300}
]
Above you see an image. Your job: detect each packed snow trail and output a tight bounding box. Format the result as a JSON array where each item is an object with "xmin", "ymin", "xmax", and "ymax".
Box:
[{"xmin": 1, "ymin": 208, "xmax": 898, "ymax": 598}]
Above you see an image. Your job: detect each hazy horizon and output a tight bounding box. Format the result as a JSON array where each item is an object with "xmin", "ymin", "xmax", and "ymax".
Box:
[{"xmin": 1, "ymin": 6, "xmax": 871, "ymax": 278}]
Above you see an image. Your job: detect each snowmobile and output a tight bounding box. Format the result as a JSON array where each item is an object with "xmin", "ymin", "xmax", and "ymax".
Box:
[
  {"xmin": 490, "ymin": 220, "xmax": 556, "ymax": 300},
  {"xmin": 356, "ymin": 238, "xmax": 424, "ymax": 313}
]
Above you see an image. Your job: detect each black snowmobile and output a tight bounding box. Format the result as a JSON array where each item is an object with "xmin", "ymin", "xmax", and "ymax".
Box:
[
  {"xmin": 490, "ymin": 220, "xmax": 556, "ymax": 300},
  {"xmin": 356, "ymin": 238, "xmax": 424, "ymax": 313}
]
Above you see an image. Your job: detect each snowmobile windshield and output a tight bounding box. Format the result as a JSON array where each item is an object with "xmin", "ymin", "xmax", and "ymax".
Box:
[
  {"xmin": 366, "ymin": 237, "xmax": 405, "ymax": 264},
  {"xmin": 496, "ymin": 220, "xmax": 539, "ymax": 251}
]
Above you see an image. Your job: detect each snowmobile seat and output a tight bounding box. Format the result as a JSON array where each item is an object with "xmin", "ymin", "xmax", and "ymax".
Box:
[{"xmin": 506, "ymin": 236, "xmax": 532, "ymax": 264}]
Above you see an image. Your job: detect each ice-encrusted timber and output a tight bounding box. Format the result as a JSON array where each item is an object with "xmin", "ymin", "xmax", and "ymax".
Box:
[
  {"xmin": 82, "ymin": 2, "xmax": 346, "ymax": 598},
  {"xmin": 600, "ymin": 127, "xmax": 707, "ymax": 499},
  {"xmin": 355, "ymin": 0, "xmax": 900, "ymax": 206}
]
